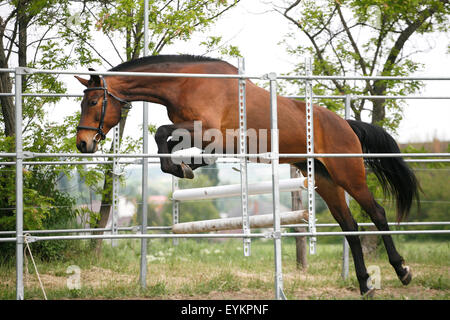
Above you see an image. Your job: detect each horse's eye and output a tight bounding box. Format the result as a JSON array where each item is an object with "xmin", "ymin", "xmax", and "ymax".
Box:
[{"xmin": 89, "ymin": 100, "xmax": 98, "ymax": 106}]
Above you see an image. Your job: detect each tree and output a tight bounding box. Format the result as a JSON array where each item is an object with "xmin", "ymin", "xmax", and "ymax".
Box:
[
  {"xmin": 78, "ymin": 0, "xmax": 241, "ymax": 250},
  {"xmin": 276, "ymin": 0, "xmax": 450, "ymax": 130},
  {"xmin": 0, "ymin": 0, "xmax": 106, "ymax": 259},
  {"xmin": 273, "ymin": 0, "xmax": 449, "ymax": 254},
  {"xmin": 0, "ymin": 0, "xmax": 242, "ymax": 256}
]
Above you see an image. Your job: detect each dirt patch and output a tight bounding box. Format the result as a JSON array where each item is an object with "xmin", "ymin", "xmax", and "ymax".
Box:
[
  {"xmin": 6, "ymin": 258, "xmax": 447, "ymax": 300},
  {"xmin": 23, "ymin": 266, "xmax": 136, "ymax": 290}
]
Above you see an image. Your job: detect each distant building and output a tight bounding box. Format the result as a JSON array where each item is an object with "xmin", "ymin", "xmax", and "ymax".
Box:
[
  {"xmin": 77, "ymin": 197, "xmax": 137, "ymax": 229},
  {"xmin": 148, "ymin": 195, "xmax": 168, "ymax": 213}
]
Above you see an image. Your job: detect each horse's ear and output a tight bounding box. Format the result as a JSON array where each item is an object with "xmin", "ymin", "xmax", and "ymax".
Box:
[
  {"xmin": 87, "ymin": 68, "xmax": 101, "ymax": 86},
  {"xmin": 74, "ymin": 76, "xmax": 89, "ymax": 87}
]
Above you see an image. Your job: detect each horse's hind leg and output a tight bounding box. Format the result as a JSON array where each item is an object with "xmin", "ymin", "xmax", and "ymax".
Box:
[
  {"xmin": 295, "ymin": 163, "xmax": 373, "ymax": 296},
  {"xmin": 351, "ymin": 191, "xmax": 412, "ymax": 285},
  {"xmin": 326, "ymin": 158, "xmax": 412, "ymax": 286}
]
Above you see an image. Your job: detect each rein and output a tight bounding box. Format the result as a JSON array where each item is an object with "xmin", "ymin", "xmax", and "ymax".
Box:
[{"xmin": 76, "ymin": 75, "xmax": 130, "ymax": 142}]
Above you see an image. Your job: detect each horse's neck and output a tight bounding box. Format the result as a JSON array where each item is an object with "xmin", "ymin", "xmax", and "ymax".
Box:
[{"xmin": 112, "ymin": 64, "xmax": 189, "ymax": 105}]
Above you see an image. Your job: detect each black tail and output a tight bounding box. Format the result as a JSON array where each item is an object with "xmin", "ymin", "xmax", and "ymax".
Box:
[{"xmin": 347, "ymin": 120, "xmax": 420, "ymax": 222}]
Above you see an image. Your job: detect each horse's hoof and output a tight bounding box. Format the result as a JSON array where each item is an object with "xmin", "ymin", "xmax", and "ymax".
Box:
[
  {"xmin": 180, "ymin": 163, "xmax": 194, "ymax": 179},
  {"xmin": 400, "ymin": 266, "xmax": 412, "ymax": 286},
  {"xmin": 361, "ymin": 287, "xmax": 376, "ymax": 300}
]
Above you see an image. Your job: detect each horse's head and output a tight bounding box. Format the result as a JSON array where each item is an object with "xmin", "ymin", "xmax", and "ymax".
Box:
[{"xmin": 74, "ymin": 71, "xmax": 129, "ymax": 153}]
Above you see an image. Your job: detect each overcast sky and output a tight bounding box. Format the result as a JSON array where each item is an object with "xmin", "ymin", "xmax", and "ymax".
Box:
[{"xmin": 55, "ymin": 1, "xmax": 450, "ymax": 153}]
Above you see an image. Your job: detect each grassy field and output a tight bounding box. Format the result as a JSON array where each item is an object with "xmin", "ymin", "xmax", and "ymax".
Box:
[{"xmin": 0, "ymin": 237, "xmax": 448, "ymax": 300}]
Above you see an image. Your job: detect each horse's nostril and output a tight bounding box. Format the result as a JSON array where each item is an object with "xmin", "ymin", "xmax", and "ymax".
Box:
[{"xmin": 77, "ymin": 141, "xmax": 87, "ymax": 153}]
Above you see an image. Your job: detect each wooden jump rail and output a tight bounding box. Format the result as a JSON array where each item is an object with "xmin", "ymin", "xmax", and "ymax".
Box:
[
  {"xmin": 171, "ymin": 177, "xmax": 308, "ymax": 234},
  {"xmin": 172, "ymin": 210, "xmax": 309, "ymax": 234},
  {"xmin": 172, "ymin": 177, "xmax": 308, "ymax": 201}
]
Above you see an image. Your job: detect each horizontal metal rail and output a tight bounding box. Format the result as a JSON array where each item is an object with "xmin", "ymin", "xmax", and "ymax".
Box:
[
  {"xmin": 0, "ymin": 68, "xmax": 263, "ymax": 80},
  {"xmin": 1, "ymin": 221, "xmax": 447, "ymax": 236},
  {"xmin": 2, "ymin": 92, "xmax": 450, "ymax": 100},
  {"xmin": 1, "ymin": 152, "xmax": 449, "ymax": 159},
  {"xmin": 2, "ymin": 67, "xmax": 450, "ymax": 81},
  {"xmin": 287, "ymin": 95, "xmax": 450, "ymax": 100},
  {"xmin": 0, "ymin": 229, "xmax": 448, "ymax": 243},
  {"xmin": 1, "ymin": 159, "xmax": 449, "ymax": 166},
  {"xmin": 0, "ymin": 93, "xmax": 84, "ymax": 97},
  {"xmin": 0, "ymin": 158, "xmax": 448, "ymax": 165},
  {"xmin": 0, "ymin": 225, "xmax": 172, "ymax": 236},
  {"xmin": 282, "ymin": 221, "xmax": 450, "ymax": 228},
  {"xmin": 279, "ymin": 75, "xmax": 450, "ymax": 81}
]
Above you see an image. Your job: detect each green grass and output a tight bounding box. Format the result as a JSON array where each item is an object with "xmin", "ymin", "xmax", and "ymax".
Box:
[{"xmin": 0, "ymin": 237, "xmax": 448, "ymax": 300}]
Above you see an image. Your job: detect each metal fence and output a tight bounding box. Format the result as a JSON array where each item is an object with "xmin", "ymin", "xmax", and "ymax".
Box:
[{"xmin": 1, "ymin": 60, "xmax": 450, "ymax": 300}]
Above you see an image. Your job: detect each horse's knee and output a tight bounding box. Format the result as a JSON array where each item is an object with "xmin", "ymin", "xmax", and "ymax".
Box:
[{"xmin": 155, "ymin": 126, "xmax": 170, "ymax": 144}]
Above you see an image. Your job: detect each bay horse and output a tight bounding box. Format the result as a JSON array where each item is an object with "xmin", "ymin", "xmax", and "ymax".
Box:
[{"xmin": 75, "ymin": 55, "xmax": 419, "ymax": 297}]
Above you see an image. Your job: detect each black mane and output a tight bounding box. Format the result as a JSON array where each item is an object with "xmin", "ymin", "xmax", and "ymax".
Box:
[{"xmin": 110, "ymin": 54, "xmax": 221, "ymax": 71}]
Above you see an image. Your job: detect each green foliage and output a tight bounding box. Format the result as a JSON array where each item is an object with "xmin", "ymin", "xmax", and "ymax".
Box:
[
  {"xmin": 399, "ymin": 145, "xmax": 450, "ymax": 236},
  {"xmin": 200, "ymin": 35, "xmax": 242, "ymax": 58},
  {"xmin": 94, "ymin": 0, "xmax": 241, "ymax": 59},
  {"xmin": 279, "ymin": 0, "xmax": 450, "ymax": 130},
  {"xmin": 0, "ymin": 0, "xmax": 105, "ymax": 260},
  {"xmin": 1, "ymin": 0, "xmax": 241, "ymax": 260}
]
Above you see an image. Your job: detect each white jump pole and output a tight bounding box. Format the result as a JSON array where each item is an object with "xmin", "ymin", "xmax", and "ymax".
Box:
[
  {"xmin": 172, "ymin": 177, "xmax": 307, "ymax": 201},
  {"xmin": 172, "ymin": 210, "xmax": 308, "ymax": 234}
]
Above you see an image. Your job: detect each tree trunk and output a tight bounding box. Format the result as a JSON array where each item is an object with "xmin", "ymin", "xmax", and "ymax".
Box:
[
  {"xmin": 94, "ymin": 7, "xmax": 139, "ymax": 254},
  {"xmin": 0, "ymin": 70, "xmax": 15, "ymax": 137},
  {"xmin": 290, "ymin": 165, "xmax": 307, "ymax": 270},
  {"xmin": 371, "ymin": 98, "xmax": 386, "ymax": 125},
  {"xmin": 360, "ymin": 225, "xmax": 380, "ymax": 257},
  {"xmin": 94, "ymin": 109, "xmax": 130, "ymax": 254},
  {"xmin": 0, "ymin": 16, "xmax": 15, "ymax": 137}
]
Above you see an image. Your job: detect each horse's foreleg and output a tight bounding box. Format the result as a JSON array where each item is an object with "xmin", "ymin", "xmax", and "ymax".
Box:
[
  {"xmin": 166, "ymin": 138, "xmax": 214, "ymax": 171},
  {"xmin": 155, "ymin": 124, "xmax": 194, "ymax": 179}
]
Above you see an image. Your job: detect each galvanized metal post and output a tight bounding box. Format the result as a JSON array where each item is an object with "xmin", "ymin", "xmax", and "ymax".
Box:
[
  {"xmin": 140, "ymin": 0, "xmax": 149, "ymax": 288},
  {"xmin": 172, "ymin": 176, "xmax": 179, "ymax": 246},
  {"xmin": 111, "ymin": 124, "xmax": 120, "ymax": 247},
  {"xmin": 15, "ymin": 67, "xmax": 24, "ymax": 300},
  {"xmin": 344, "ymin": 94, "xmax": 351, "ymax": 120},
  {"xmin": 238, "ymin": 58, "xmax": 251, "ymax": 257},
  {"xmin": 342, "ymin": 94, "xmax": 352, "ymax": 279},
  {"xmin": 268, "ymin": 73, "xmax": 286, "ymax": 300},
  {"xmin": 305, "ymin": 57, "xmax": 317, "ymax": 254}
]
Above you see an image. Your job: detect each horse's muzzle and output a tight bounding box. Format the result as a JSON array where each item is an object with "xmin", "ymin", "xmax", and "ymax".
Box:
[{"xmin": 76, "ymin": 140, "xmax": 97, "ymax": 153}]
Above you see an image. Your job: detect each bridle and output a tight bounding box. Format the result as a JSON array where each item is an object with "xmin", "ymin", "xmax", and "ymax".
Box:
[{"xmin": 76, "ymin": 75, "xmax": 130, "ymax": 142}]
